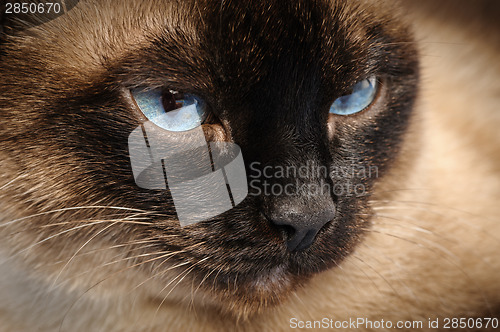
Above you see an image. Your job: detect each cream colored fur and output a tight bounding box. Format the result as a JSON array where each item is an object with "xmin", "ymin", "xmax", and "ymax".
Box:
[{"xmin": 0, "ymin": 1, "xmax": 498, "ymax": 331}]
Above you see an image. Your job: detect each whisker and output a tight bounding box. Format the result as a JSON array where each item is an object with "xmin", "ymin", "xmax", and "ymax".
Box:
[
  {"xmin": 125, "ymin": 242, "xmax": 206, "ymax": 295},
  {"xmin": 125, "ymin": 252, "xmax": 188, "ymax": 294},
  {"xmin": 189, "ymin": 265, "xmax": 216, "ymax": 313},
  {"xmin": 363, "ymin": 228, "xmax": 493, "ymax": 314},
  {"xmin": 2, "ymin": 220, "xmax": 115, "ymax": 266},
  {"xmin": 56, "ymin": 237, "xmax": 159, "ymax": 259},
  {"xmin": 51, "ymin": 221, "xmax": 121, "ymax": 287},
  {"xmin": 372, "ymin": 203, "xmax": 500, "ymax": 244},
  {"xmin": 0, "ymin": 205, "xmax": 150, "ymax": 228},
  {"xmin": 51, "ymin": 248, "xmax": 172, "ymax": 290},
  {"xmin": 351, "ymin": 254, "xmax": 400, "ymax": 301},
  {"xmin": 211, "ymin": 263, "xmax": 228, "ymax": 293},
  {"xmin": 358, "ymin": 242, "xmax": 421, "ymax": 304},
  {"xmin": 371, "ymin": 198, "xmax": 497, "ymax": 224},
  {"xmin": 153, "ymin": 263, "xmax": 198, "ymax": 320},
  {"xmin": 367, "ymin": 226, "xmax": 460, "ymax": 262},
  {"xmin": 0, "ymin": 175, "xmax": 23, "ymax": 191},
  {"xmin": 4, "ymin": 216, "xmax": 155, "ymax": 240},
  {"xmin": 6, "ymin": 211, "xmax": 159, "ymax": 262},
  {"xmin": 57, "ymin": 250, "xmax": 188, "ymax": 332},
  {"xmin": 370, "ymin": 211, "xmax": 500, "ymax": 274},
  {"xmin": 343, "ymin": 256, "xmax": 384, "ymax": 294}
]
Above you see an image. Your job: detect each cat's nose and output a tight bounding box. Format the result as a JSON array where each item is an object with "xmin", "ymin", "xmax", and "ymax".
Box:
[{"xmin": 268, "ymin": 207, "xmax": 335, "ymax": 252}]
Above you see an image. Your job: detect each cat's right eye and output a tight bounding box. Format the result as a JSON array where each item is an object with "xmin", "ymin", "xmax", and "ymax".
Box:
[{"xmin": 131, "ymin": 88, "xmax": 207, "ymax": 131}]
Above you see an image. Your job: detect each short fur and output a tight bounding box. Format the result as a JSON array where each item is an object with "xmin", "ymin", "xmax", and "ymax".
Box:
[{"xmin": 0, "ymin": 0, "xmax": 498, "ymax": 331}]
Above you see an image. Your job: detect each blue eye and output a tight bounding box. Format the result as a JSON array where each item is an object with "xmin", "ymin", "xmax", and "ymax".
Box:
[
  {"xmin": 329, "ymin": 77, "xmax": 378, "ymax": 115},
  {"xmin": 131, "ymin": 88, "xmax": 207, "ymax": 131}
]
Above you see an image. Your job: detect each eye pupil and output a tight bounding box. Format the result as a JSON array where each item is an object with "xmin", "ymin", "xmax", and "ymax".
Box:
[{"xmin": 162, "ymin": 90, "xmax": 184, "ymax": 112}]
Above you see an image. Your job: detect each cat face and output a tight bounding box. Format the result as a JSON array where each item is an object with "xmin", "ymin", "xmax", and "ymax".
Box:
[{"xmin": 0, "ymin": 0, "xmax": 418, "ymax": 316}]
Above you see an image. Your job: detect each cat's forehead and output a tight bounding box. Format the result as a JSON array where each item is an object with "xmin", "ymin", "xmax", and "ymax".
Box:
[
  {"xmin": 127, "ymin": 0, "xmax": 407, "ymax": 97},
  {"xmin": 12, "ymin": 0, "xmax": 410, "ymax": 97},
  {"xmin": 160, "ymin": 0, "xmax": 383, "ymax": 69}
]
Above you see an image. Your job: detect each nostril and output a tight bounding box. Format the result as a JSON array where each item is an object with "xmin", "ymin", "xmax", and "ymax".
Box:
[
  {"xmin": 274, "ymin": 223, "xmax": 296, "ymax": 241},
  {"xmin": 266, "ymin": 207, "xmax": 335, "ymax": 252},
  {"xmin": 288, "ymin": 228, "xmax": 318, "ymax": 252}
]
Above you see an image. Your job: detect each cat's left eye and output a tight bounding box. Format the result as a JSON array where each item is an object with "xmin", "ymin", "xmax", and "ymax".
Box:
[
  {"xmin": 131, "ymin": 88, "xmax": 207, "ymax": 131},
  {"xmin": 329, "ymin": 76, "xmax": 378, "ymax": 115}
]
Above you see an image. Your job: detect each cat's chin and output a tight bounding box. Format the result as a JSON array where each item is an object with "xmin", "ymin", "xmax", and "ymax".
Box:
[
  {"xmin": 192, "ymin": 255, "xmax": 340, "ymax": 319},
  {"xmin": 156, "ymin": 226, "xmax": 365, "ymax": 318},
  {"xmin": 189, "ymin": 264, "xmax": 299, "ymax": 319}
]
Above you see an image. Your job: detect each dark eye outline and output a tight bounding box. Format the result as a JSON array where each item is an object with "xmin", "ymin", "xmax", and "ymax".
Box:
[
  {"xmin": 130, "ymin": 88, "xmax": 208, "ymax": 132},
  {"xmin": 329, "ymin": 76, "xmax": 379, "ymax": 116}
]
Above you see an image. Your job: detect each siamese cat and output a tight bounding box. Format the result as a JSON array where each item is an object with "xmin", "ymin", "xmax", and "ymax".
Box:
[{"xmin": 0, "ymin": 0, "xmax": 499, "ymax": 331}]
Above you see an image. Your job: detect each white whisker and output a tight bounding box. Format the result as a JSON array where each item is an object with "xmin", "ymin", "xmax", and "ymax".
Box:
[
  {"xmin": 51, "ymin": 221, "xmax": 121, "ymax": 287},
  {"xmin": 0, "ymin": 205, "xmax": 150, "ymax": 228}
]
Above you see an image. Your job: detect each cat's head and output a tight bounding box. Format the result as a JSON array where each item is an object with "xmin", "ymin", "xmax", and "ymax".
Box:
[{"xmin": 0, "ymin": 0, "xmax": 418, "ymax": 317}]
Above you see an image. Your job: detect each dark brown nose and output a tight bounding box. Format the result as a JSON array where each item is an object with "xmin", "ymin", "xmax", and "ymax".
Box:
[{"xmin": 267, "ymin": 205, "xmax": 335, "ymax": 251}]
